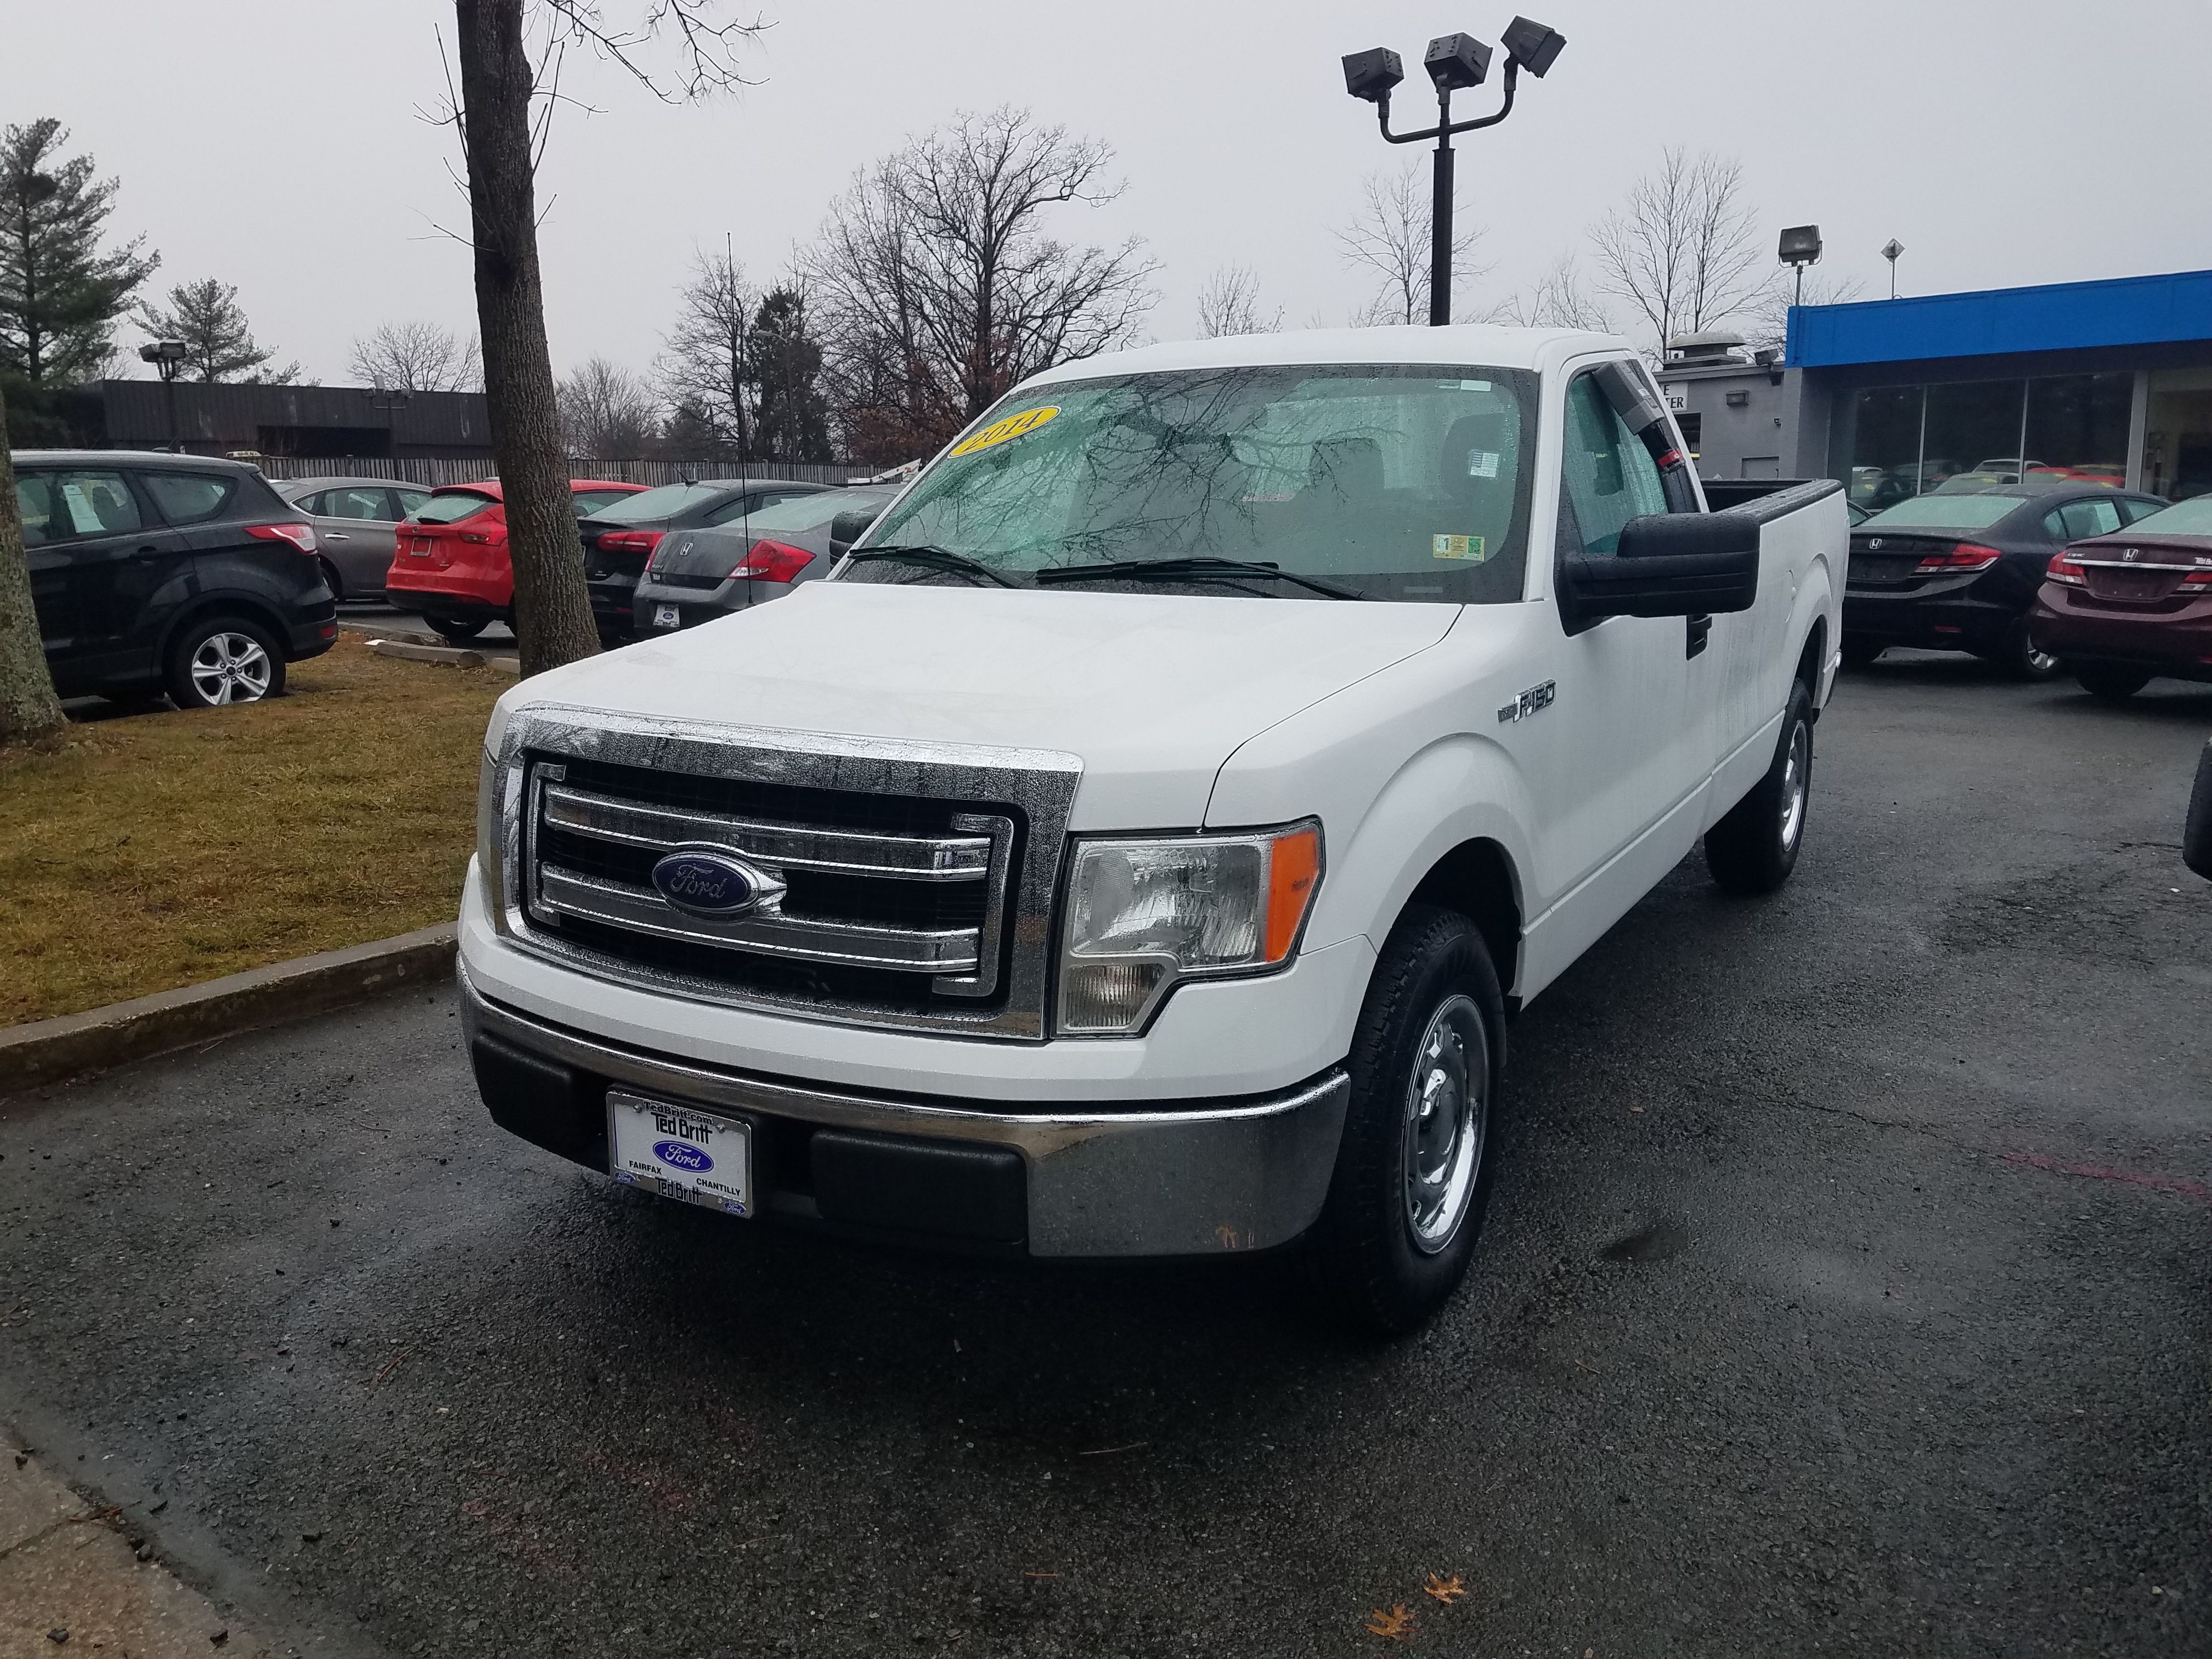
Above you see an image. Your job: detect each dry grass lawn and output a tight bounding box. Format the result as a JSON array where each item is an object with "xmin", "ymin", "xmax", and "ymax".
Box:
[{"xmin": 1, "ymin": 636, "xmax": 503, "ymax": 1027}]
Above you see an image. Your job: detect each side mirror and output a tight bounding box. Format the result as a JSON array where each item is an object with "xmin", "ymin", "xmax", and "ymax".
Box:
[
  {"xmin": 2186, "ymin": 738, "xmax": 2212, "ymax": 882},
  {"xmin": 1562, "ymin": 513, "xmax": 1760, "ymax": 623},
  {"xmin": 828, "ymin": 508, "xmax": 881, "ymax": 550}
]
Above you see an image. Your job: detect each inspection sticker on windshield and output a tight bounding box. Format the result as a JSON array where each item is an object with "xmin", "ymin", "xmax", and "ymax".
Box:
[
  {"xmin": 950, "ymin": 405, "xmax": 1059, "ymax": 456},
  {"xmin": 1432, "ymin": 534, "xmax": 1489, "ymax": 562},
  {"xmin": 607, "ymin": 1090, "xmax": 752, "ymax": 1217},
  {"xmin": 1464, "ymin": 449, "xmax": 1501, "ymax": 479}
]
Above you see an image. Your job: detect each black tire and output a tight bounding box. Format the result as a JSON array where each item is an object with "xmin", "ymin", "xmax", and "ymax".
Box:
[
  {"xmin": 1308, "ymin": 905, "xmax": 1506, "ymax": 1336},
  {"xmin": 1706, "ymin": 678, "xmax": 1813, "ymax": 895},
  {"xmin": 1995, "ymin": 617, "xmax": 2064, "ymax": 680},
  {"xmin": 2074, "ymin": 662, "xmax": 2152, "ymax": 702},
  {"xmin": 1840, "ymin": 633, "xmax": 1884, "ymax": 669},
  {"xmin": 164, "ymin": 614, "xmax": 285, "ymax": 709},
  {"xmin": 318, "ymin": 558, "xmax": 344, "ymax": 602},
  {"xmin": 427, "ymin": 616, "xmax": 488, "ymax": 643}
]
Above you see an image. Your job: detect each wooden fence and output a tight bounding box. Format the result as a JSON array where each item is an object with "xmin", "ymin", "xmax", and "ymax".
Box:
[{"xmin": 250, "ymin": 455, "xmax": 869, "ymax": 488}]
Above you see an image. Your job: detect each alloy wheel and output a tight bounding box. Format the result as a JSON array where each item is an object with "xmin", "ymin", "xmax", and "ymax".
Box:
[
  {"xmin": 1780, "ymin": 718, "xmax": 1810, "ymax": 851},
  {"xmin": 1402, "ymin": 994, "xmax": 1488, "ymax": 1255},
  {"xmin": 188, "ymin": 631, "xmax": 274, "ymax": 706}
]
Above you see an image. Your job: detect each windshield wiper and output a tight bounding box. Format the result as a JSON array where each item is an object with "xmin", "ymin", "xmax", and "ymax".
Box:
[
  {"xmin": 842, "ymin": 544, "xmax": 1015, "ymax": 588},
  {"xmin": 1035, "ymin": 555, "xmax": 1362, "ymax": 600}
]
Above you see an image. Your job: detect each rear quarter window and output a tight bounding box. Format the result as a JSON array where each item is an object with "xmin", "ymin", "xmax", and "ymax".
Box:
[
  {"xmin": 14, "ymin": 474, "xmax": 56, "ymax": 545},
  {"xmin": 140, "ymin": 471, "xmax": 239, "ymax": 525}
]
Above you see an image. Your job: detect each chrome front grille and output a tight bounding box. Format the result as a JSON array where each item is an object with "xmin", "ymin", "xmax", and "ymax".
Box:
[{"xmin": 488, "ymin": 707, "xmax": 1082, "ymax": 1040}]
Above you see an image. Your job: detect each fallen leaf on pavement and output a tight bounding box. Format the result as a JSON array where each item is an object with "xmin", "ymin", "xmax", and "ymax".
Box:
[
  {"xmin": 1365, "ymin": 1605, "xmax": 1416, "ymax": 1641},
  {"xmin": 1424, "ymin": 1572, "xmax": 1468, "ymax": 1602}
]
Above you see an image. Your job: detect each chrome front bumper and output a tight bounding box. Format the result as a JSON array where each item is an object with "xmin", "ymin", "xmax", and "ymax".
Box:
[{"xmin": 458, "ymin": 966, "xmax": 1349, "ymax": 1258}]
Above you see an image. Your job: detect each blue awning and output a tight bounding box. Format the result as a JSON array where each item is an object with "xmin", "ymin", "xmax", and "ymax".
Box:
[{"xmin": 1786, "ymin": 269, "xmax": 2212, "ymax": 369}]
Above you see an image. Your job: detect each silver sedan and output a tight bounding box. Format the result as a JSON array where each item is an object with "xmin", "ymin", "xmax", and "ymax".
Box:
[{"xmin": 273, "ymin": 476, "xmax": 433, "ymax": 601}]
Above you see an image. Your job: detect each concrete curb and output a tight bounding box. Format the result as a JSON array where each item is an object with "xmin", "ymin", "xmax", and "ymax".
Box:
[
  {"xmin": 340, "ymin": 625, "xmax": 520, "ymax": 676},
  {"xmin": 0, "ymin": 924, "xmax": 457, "ymax": 1098}
]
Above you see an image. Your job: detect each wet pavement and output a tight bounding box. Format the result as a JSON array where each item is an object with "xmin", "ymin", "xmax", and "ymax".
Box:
[{"xmin": 3, "ymin": 654, "xmax": 2208, "ymax": 1657}]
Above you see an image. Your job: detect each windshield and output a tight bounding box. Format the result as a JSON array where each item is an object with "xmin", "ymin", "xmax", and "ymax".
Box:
[
  {"xmin": 412, "ymin": 489, "xmax": 498, "ymax": 526},
  {"xmin": 588, "ymin": 483, "xmax": 720, "ymax": 523},
  {"xmin": 733, "ymin": 486, "xmax": 887, "ymax": 532},
  {"xmin": 1858, "ymin": 493, "xmax": 2020, "ymax": 532},
  {"xmin": 2121, "ymin": 495, "xmax": 2212, "ymax": 537},
  {"xmin": 840, "ymin": 365, "xmax": 1539, "ymax": 602}
]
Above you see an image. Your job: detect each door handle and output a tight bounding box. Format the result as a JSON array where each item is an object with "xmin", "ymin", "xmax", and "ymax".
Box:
[
  {"xmin": 128, "ymin": 545, "xmax": 167, "ymax": 560},
  {"xmin": 323, "ymin": 532, "xmax": 352, "ymax": 541}
]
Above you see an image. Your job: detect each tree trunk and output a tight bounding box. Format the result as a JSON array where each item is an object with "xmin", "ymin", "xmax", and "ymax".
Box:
[
  {"xmin": 455, "ymin": 0, "xmax": 599, "ymax": 676},
  {"xmin": 0, "ymin": 376, "xmax": 67, "ymax": 746}
]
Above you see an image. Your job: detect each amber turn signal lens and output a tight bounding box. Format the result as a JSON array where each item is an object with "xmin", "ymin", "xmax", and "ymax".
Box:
[{"xmin": 1263, "ymin": 828, "xmax": 1322, "ymax": 963}]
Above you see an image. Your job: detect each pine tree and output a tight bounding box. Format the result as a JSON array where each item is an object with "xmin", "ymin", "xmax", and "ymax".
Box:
[
  {"xmin": 0, "ymin": 118, "xmax": 158, "ymax": 442},
  {"xmin": 748, "ymin": 285, "xmax": 832, "ymax": 462},
  {"xmin": 136, "ymin": 278, "xmax": 296, "ymax": 383}
]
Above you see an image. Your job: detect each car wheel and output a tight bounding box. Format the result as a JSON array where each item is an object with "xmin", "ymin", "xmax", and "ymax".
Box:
[
  {"xmin": 318, "ymin": 558, "xmax": 344, "ymax": 602},
  {"xmin": 427, "ymin": 616, "xmax": 488, "ymax": 643},
  {"xmin": 165, "ymin": 616, "xmax": 285, "ymax": 709},
  {"xmin": 1840, "ymin": 633, "xmax": 1884, "ymax": 669},
  {"xmin": 1309, "ymin": 905, "xmax": 1505, "ymax": 1336},
  {"xmin": 2074, "ymin": 663, "xmax": 2153, "ymax": 702},
  {"xmin": 1997, "ymin": 618, "xmax": 2064, "ymax": 680},
  {"xmin": 1705, "ymin": 678, "xmax": 1813, "ymax": 895}
]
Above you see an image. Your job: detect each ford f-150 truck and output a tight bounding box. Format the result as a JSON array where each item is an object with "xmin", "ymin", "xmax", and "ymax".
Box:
[{"xmin": 459, "ymin": 326, "xmax": 1846, "ymax": 1330}]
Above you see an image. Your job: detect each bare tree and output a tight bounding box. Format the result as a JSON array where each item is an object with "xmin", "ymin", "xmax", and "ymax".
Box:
[
  {"xmin": 1488, "ymin": 252, "xmax": 1613, "ymax": 331},
  {"xmin": 1196, "ymin": 263, "xmax": 1281, "ymax": 338},
  {"xmin": 1588, "ymin": 149, "xmax": 1765, "ymax": 356},
  {"xmin": 654, "ymin": 243, "xmax": 755, "ymax": 460},
  {"xmin": 1335, "ymin": 162, "xmax": 1488, "ymax": 327},
  {"xmin": 349, "ymin": 320, "xmax": 480, "ymax": 391},
  {"xmin": 0, "ymin": 376, "xmax": 64, "ymax": 746},
  {"xmin": 444, "ymin": 0, "xmax": 760, "ymax": 676},
  {"xmin": 557, "ymin": 355, "xmax": 659, "ymax": 456},
  {"xmin": 807, "ymin": 108, "xmax": 1156, "ymax": 463},
  {"xmin": 1741, "ymin": 268, "xmax": 1866, "ymax": 354}
]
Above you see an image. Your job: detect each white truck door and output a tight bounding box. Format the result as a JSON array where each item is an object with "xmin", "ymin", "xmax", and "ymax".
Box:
[{"xmin": 1516, "ymin": 366, "xmax": 1709, "ymax": 994}]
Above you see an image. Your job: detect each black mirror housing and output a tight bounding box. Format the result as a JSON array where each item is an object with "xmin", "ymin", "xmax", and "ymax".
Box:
[
  {"xmin": 1564, "ymin": 513, "xmax": 1759, "ymax": 623},
  {"xmin": 829, "ymin": 509, "xmax": 881, "ymax": 550}
]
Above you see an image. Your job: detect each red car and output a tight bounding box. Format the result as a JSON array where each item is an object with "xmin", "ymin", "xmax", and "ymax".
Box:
[
  {"xmin": 385, "ymin": 478, "xmax": 645, "ymax": 641},
  {"xmin": 2030, "ymin": 493, "xmax": 2212, "ymax": 699}
]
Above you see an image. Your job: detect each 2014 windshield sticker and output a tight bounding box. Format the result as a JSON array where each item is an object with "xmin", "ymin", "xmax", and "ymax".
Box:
[
  {"xmin": 1432, "ymin": 534, "xmax": 1489, "ymax": 562},
  {"xmin": 950, "ymin": 405, "xmax": 1059, "ymax": 456}
]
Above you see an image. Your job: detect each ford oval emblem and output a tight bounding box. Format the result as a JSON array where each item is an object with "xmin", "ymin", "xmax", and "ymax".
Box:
[
  {"xmin": 652, "ymin": 1138, "xmax": 713, "ymax": 1173},
  {"xmin": 651, "ymin": 850, "xmax": 769, "ymax": 918}
]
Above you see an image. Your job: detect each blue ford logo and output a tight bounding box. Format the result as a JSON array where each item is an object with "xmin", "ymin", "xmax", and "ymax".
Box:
[
  {"xmin": 653, "ymin": 1139, "xmax": 713, "ymax": 1173},
  {"xmin": 651, "ymin": 850, "xmax": 766, "ymax": 918}
]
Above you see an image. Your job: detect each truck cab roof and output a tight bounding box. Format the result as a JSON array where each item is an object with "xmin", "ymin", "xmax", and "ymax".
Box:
[{"xmin": 1019, "ymin": 325, "xmax": 1635, "ymax": 391}]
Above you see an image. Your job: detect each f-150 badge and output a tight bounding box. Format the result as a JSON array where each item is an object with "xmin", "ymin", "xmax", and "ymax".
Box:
[{"xmin": 1497, "ymin": 681, "xmax": 1556, "ymax": 724}]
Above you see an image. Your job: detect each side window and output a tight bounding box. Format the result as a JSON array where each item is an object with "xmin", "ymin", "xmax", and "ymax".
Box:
[
  {"xmin": 15, "ymin": 474, "xmax": 57, "ymax": 546},
  {"xmin": 393, "ymin": 489, "xmax": 431, "ymax": 520},
  {"xmin": 294, "ymin": 490, "xmax": 327, "ymax": 515},
  {"xmin": 52, "ymin": 470, "xmax": 144, "ymax": 536},
  {"xmin": 140, "ymin": 472, "xmax": 235, "ymax": 526},
  {"xmin": 2118, "ymin": 496, "xmax": 2167, "ymax": 526},
  {"xmin": 327, "ymin": 486, "xmax": 391, "ymax": 521},
  {"xmin": 1558, "ymin": 371, "xmax": 1667, "ymax": 558},
  {"xmin": 2048, "ymin": 498, "xmax": 2123, "ymax": 541},
  {"xmin": 707, "ymin": 490, "xmax": 808, "ymax": 524}
]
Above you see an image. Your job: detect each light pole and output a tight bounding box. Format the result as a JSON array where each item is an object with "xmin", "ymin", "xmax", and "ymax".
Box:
[
  {"xmin": 1342, "ymin": 16, "xmax": 1566, "ymax": 327},
  {"xmin": 138, "ymin": 339, "xmax": 188, "ymax": 451},
  {"xmin": 362, "ymin": 387, "xmax": 414, "ymax": 464},
  {"xmin": 1882, "ymin": 239, "xmax": 1905, "ymax": 300},
  {"xmin": 1778, "ymin": 224, "xmax": 1822, "ymax": 309}
]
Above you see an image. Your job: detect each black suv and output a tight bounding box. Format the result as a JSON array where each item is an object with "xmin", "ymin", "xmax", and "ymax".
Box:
[{"xmin": 15, "ymin": 450, "xmax": 337, "ymax": 707}]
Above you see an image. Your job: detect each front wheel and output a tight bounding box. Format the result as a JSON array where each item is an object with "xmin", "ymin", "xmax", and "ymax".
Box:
[
  {"xmin": 1706, "ymin": 679, "xmax": 1813, "ymax": 895},
  {"xmin": 1309, "ymin": 906, "xmax": 1505, "ymax": 1335},
  {"xmin": 165, "ymin": 615, "xmax": 285, "ymax": 709},
  {"xmin": 427, "ymin": 616, "xmax": 488, "ymax": 643},
  {"xmin": 2074, "ymin": 662, "xmax": 2153, "ymax": 702}
]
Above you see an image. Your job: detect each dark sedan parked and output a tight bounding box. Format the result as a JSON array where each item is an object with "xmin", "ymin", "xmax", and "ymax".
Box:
[
  {"xmin": 1843, "ymin": 482, "xmax": 2168, "ymax": 675},
  {"xmin": 629, "ymin": 484, "xmax": 896, "ymax": 636},
  {"xmin": 578, "ymin": 477, "xmax": 828, "ymax": 640},
  {"xmin": 2029, "ymin": 493, "xmax": 2212, "ymax": 699},
  {"xmin": 15, "ymin": 450, "xmax": 336, "ymax": 708}
]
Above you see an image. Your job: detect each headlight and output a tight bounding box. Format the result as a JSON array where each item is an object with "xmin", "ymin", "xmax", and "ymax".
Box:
[{"xmin": 1057, "ymin": 821, "xmax": 1322, "ymax": 1035}]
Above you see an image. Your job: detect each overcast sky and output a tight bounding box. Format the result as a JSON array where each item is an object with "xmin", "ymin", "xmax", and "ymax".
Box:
[{"xmin": 9, "ymin": 0, "xmax": 2209, "ymax": 386}]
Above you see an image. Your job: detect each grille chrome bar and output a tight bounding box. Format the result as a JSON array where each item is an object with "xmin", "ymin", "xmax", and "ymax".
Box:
[
  {"xmin": 541, "ymin": 782, "xmax": 994, "ymax": 881},
  {"xmin": 535, "ymin": 865, "xmax": 981, "ymax": 973}
]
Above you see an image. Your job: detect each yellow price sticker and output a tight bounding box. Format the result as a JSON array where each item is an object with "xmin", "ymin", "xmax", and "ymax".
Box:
[
  {"xmin": 1432, "ymin": 534, "xmax": 1488, "ymax": 562},
  {"xmin": 950, "ymin": 405, "xmax": 1059, "ymax": 456}
]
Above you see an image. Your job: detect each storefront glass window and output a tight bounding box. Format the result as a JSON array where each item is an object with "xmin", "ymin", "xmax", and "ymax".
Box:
[
  {"xmin": 1853, "ymin": 371, "xmax": 2139, "ymax": 500},
  {"xmin": 1922, "ymin": 380, "xmax": 2027, "ymax": 492},
  {"xmin": 2023, "ymin": 373, "xmax": 2131, "ymax": 488},
  {"xmin": 1848, "ymin": 386, "xmax": 1923, "ymax": 512}
]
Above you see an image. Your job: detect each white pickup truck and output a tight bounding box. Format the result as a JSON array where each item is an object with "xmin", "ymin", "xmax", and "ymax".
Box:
[{"xmin": 459, "ymin": 326, "xmax": 1846, "ymax": 1330}]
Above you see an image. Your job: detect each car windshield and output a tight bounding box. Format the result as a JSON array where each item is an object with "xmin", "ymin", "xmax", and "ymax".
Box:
[
  {"xmin": 733, "ymin": 486, "xmax": 887, "ymax": 532},
  {"xmin": 2119, "ymin": 495, "xmax": 2212, "ymax": 537},
  {"xmin": 413, "ymin": 489, "xmax": 498, "ymax": 525},
  {"xmin": 588, "ymin": 483, "xmax": 721, "ymax": 523},
  {"xmin": 1858, "ymin": 493, "xmax": 2020, "ymax": 532},
  {"xmin": 838, "ymin": 364, "xmax": 1539, "ymax": 602}
]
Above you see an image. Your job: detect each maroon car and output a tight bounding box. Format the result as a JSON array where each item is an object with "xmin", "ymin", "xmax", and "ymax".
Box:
[{"xmin": 2030, "ymin": 494, "xmax": 2212, "ymax": 699}]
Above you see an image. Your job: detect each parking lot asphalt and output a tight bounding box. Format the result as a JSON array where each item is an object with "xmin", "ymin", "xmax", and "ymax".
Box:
[{"xmin": 2, "ymin": 654, "xmax": 2207, "ymax": 1658}]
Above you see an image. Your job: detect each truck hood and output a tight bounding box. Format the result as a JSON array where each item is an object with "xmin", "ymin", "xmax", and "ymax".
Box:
[{"xmin": 511, "ymin": 582, "xmax": 1459, "ymax": 827}]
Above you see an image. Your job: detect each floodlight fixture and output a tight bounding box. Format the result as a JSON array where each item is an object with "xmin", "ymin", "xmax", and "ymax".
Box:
[
  {"xmin": 1424, "ymin": 33, "xmax": 1493, "ymax": 92},
  {"xmin": 139, "ymin": 339, "xmax": 188, "ymax": 371},
  {"xmin": 1777, "ymin": 225, "xmax": 1822, "ymax": 268},
  {"xmin": 1501, "ymin": 15, "xmax": 1567, "ymax": 77},
  {"xmin": 1341, "ymin": 47, "xmax": 1405, "ymax": 103}
]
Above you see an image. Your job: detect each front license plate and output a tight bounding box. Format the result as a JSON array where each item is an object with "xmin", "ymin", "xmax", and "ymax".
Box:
[
  {"xmin": 607, "ymin": 1091, "xmax": 752, "ymax": 1217},
  {"xmin": 652, "ymin": 604, "xmax": 681, "ymax": 629}
]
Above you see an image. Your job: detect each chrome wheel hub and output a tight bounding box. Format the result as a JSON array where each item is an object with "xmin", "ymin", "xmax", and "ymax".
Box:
[
  {"xmin": 1780, "ymin": 719, "xmax": 1809, "ymax": 851},
  {"xmin": 1402, "ymin": 994, "xmax": 1487, "ymax": 1255},
  {"xmin": 188, "ymin": 632, "xmax": 273, "ymax": 706}
]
